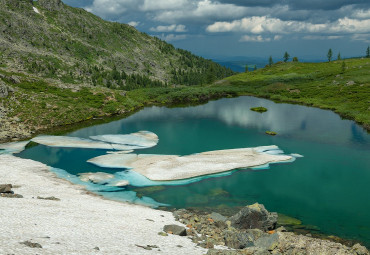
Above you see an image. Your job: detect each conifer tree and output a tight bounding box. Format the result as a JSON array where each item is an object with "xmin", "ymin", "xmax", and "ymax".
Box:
[
  {"xmin": 245, "ymin": 64, "xmax": 248, "ymax": 73},
  {"xmin": 254, "ymin": 65, "xmax": 257, "ymax": 71},
  {"xmin": 283, "ymin": 52, "xmax": 290, "ymax": 62},
  {"xmin": 367, "ymin": 46, "xmax": 370, "ymax": 58},
  {"xmin": 337, "ymin": 52, "xmax": 341, "ymax": 60},
  {"xmin": 268, "ymin": 56, "xmax": 273, "ymax": 66},
  {"xmin": 327, "ymin": 48, "xmax": 333, "ymax": 62}
]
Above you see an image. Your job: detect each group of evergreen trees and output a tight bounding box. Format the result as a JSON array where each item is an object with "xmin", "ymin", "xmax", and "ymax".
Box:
[
  {"xmin": 265, "ymin": 46, "xmax": 370, "ymax": 67},
  {"xmin": 90, "ymin": 65, "xmax": 166, "ymax": 90},
  {"xmin": 172, "ymin": 49, "xmax": 234, "ymax": 85}
]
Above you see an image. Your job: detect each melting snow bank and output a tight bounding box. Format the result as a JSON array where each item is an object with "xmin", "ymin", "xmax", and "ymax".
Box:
[
  {"xmin": 31, "ymin": 131, "xmax": 158, "ymax": 150},
  {"xmin": 88, "ymin": 145, "xmax": 294, "ymax": 181},
  {"xmin": 0, "ymin": 154, "xmax": 206, "ymax": 254}
]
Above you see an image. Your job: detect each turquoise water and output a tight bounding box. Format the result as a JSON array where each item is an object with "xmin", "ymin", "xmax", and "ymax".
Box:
[{"xmin": 17, "ymin": 96, "xmax": 370, "ymax": 245}]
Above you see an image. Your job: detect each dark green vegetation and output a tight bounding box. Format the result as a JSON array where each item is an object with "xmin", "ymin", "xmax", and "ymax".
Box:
[
  {"xmin": 250, "ymin": 107, "xmax": 268, "ymax": 113},
  {"xmin": 0, "ymin": 0, "xmax": 233, "ymax": 90}
]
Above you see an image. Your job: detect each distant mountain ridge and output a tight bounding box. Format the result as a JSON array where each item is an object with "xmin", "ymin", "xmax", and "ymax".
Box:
[{"xmin": 0, "ymin": 0, "xmax": 234, "ymax": 89}]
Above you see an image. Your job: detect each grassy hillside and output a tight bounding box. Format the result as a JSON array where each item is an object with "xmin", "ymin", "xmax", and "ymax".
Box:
[
  {"xmin": 0, "ymin": 0, "xmax": 233, "ymax": 89},
  {"xmin": 221, "ymin": 58, "xmax": 370, "ymax": 130},
  {"xmin": 1, "ymin": 58, "xmax": 368, "ymax": 142}
]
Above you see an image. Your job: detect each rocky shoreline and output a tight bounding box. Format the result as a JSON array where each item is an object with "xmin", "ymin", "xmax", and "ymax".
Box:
[{"xmin": 171, "ymin": 205, "xmax": 369, "ymax": 255}]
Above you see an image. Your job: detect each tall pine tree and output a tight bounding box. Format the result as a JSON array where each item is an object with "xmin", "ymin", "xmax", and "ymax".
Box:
[
  {"xmin": 327, "ymin": 49, "xmax": 333, "ymax": 62},
  {"xmin": 268, "ymin": 56, "xmax": 273, "ymax": 66}
]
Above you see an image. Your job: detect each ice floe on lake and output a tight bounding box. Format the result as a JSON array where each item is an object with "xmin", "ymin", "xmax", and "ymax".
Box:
[
  {"xmin": 90, "ymin": 131, "xmax": 158, "ymax": 149},
  {"xmin": 0, "ymin": 141, "xmax": 29, "ymax": 155},
  {"xmin": 88, "ymin": 145, "xmax": 294, "ymax": 181},
  {"xmin": 31, "ymin": 131, "xmax": 158, "ymax": 151}
]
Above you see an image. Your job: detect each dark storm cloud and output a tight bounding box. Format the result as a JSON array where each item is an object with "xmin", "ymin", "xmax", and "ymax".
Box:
[{"xmin": 219, "ymin": 0, "xmax": 370, "ymax": 11}]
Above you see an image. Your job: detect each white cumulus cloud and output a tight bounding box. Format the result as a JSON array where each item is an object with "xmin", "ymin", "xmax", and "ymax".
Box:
[
  {"xmin": 128, "ymin": 21, "xmax": 140, "ymax": 27},
  {"xmin": 159, "ymin": 34, "xmax": 188, "ymax": 41},
  {"xmin": 240, "ymin": 35, "xmax": 271, "ymax": 42},
  {"xmin": 85, "ymin": 0, "xmax": 138, "ymax": 17},
  {"xmin": 150, "ymin": 24, "xmax": 187, "ymax": 32},
  {"xmin": 154, "ymin": 0, "xmax": 249, "ymax": 23},
  {"xmin": 140, "ymin": 0, "xmax": 188, "ymax": 11},
  {"xmin": 206, "ymin": 16, "xmax": 370, "ymax": 35}
]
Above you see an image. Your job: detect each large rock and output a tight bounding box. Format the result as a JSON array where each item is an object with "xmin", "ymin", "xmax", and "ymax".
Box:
[
  {"xmin": 78, "ymin": 172, "xmax": 114, "ymax": 184},
  {"xmin": 163, "ymin": 224, "xmax": 187, "ymax": 236},
  {"xmin": 0, "ymin": 81, "xmax": 8, "ymax": 98},
  {"xmin": 229, "ymin": 203, "xmax": 277, "ymax": 231},
  {"xmin": 0, "ymin": 184, "xmax": 12, "ymax": 193},
  {"xmin": 223, "ymin": 230, "xmax": 255, "ymax": 249},
  {"xmin": 254, "ymin": 233, "xmax": 279, "ymax": 251}
]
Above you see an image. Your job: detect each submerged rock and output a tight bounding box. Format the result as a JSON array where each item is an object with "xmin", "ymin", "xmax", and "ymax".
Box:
[
  {"xmin": 79, "ymin": 172, "xmax": 115, "ymax": 184},
  {"xmin": 108, "ymin": 180, "xmax": 130, "ymax": 187},
  {"xmin": 229, "ymin": 203, "xmax": 277, "ymax": 231}
]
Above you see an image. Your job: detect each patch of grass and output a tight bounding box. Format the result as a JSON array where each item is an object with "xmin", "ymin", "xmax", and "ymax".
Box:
[
  {"xmin": 251, "ymin": 106, "xmax": 268, "ymax": 113},
  {"xmin": 223, "ymin": 58, "xmax": 370, "ymax": 130}
]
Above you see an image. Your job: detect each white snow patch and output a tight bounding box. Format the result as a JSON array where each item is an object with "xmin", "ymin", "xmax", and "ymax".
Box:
[
  {"xmin": 0, "ymin": 154, "xmax": 205, "ymax": 254},
  {"xmin": 0, "ymin": 141, "xmax": 29, "ymax": 154},
  {"xmin": 33, "ymin": 7, "xmax": 40, "ymax": 14}
]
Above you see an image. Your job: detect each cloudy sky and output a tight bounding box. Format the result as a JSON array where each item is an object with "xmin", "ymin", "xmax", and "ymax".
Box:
[{"xmin": 62, "ymin": 0, "xmax": 370, "ymax": 61}]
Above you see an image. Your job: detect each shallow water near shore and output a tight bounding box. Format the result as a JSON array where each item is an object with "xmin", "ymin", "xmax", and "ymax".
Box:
[{"xmin": 17, "ymin": 96, "xmax": 370, "ymax": 246}]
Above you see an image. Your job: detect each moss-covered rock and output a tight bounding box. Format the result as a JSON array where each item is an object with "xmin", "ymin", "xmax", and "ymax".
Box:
[{"xmin": 265, "ymin": 131, "xmax": 277, "ymax": 136}]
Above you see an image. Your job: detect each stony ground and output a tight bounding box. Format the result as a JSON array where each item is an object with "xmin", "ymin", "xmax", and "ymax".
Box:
[{"xmin": 173, "ymin": 208, "xmax": 369, "ymax": 255}]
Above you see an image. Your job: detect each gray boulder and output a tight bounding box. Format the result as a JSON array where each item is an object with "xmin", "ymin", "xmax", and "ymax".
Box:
[
  {"xmin": 0, "ymin": 81, "xmax": 8, "ymax": 98},
  {"xmin": 163, "ymin": 224, "xmax": 186, "ymax": 236},
  {"xmin": 254, "ymin": 233, "xmax": 279, "ymax": 251},
  {"xmin": 223, "ymin": 230, "xmax": 255, "ymax": 249},
  {"xmin": 229, "ymin": 203, "xmax": 277, "ymax": 231},
  {"xmin": 9, "ymin": 75, "xmax": 20, "ymax": 84}
]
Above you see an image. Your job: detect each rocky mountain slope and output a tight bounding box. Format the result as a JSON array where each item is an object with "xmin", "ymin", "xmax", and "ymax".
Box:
[
  {"xmin": 0, "ymin": 0, "xmax": 233, "ymax": 89},
  {"xmin": 0, "ymin": 0, "xmax": 236, "ymax": 142}
]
